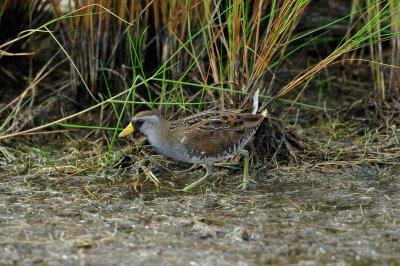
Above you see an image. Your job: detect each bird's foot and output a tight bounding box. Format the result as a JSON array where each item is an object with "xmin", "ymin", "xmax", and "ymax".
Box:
[
  {"xmin": 237, "ymin": 177, "xmax": 257, "ymax": 191},
  {"xmin": 182, "ymin": 164, "xmax": 213, "ymax": 193}
]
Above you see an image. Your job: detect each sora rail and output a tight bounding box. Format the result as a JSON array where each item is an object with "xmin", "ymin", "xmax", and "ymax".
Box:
[{"xmin": 119, "ymin": 89, "xmax": 267, "ymax": 192}]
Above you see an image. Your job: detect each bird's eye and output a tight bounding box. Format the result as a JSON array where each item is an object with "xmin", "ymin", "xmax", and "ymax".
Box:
[{"xmin": 134, "ymin": 119, "xmax": 145, "ymax": 128}]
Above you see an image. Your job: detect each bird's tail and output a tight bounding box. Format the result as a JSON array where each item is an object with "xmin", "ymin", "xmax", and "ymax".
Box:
[
  {"xmin": 260, "ymin": 109, "xmax": 269, "ymax": 118},
  {"xmin": 251, "ymin": 88, "xmax": 260, "ymax": 114}
]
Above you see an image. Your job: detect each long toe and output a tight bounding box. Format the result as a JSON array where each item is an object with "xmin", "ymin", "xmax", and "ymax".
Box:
[
  {"xmin": 237, "ymin": 182, "xmax": 249, "ymax": 191},
  {"xmin": 182, "ymin": 186, "xmax": 193, "ymax": 193}
]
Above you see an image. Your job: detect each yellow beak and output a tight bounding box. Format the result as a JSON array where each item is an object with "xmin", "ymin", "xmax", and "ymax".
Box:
[{"xmin": 118, "ymin": 122, "xmax": 134, "ymax": 137}]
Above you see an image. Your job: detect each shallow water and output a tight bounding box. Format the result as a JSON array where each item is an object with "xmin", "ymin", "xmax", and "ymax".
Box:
[{"xmin": 0, "ymin": 165, "xmax": 399, "ymax": 265}]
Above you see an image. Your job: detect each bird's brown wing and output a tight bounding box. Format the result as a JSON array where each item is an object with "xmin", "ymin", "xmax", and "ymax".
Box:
[{"xmin": 180, "ymin": 111, "xmax": 264, "ymax": 157}]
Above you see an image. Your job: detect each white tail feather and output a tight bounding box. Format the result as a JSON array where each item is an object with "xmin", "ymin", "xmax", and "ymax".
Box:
[
  {"xmin": 261, "ymin": 109, "xmax": 268, "ymax": 118},
  {"xmin": 251, "ymin": 89, "xmax": 260, "ymax": 114}
]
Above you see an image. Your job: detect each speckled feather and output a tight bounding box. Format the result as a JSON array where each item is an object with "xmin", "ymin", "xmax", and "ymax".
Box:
[{"xmin": 174, "ymin": 110, "xmax": 264, "ymax": 158}]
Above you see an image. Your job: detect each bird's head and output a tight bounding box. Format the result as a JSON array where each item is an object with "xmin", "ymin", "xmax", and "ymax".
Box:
[{"xmin": 118, "ymin": 111, "xmax": 162, "ymax": 138}]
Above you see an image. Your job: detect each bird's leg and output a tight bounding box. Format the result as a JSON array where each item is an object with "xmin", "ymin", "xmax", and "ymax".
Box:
[
  {"xmin": 238, "ymin": 149, "xmax": 250, "ymax": 190},
  {"xmin": 182, "ymin": 164, "xmax": 213, "ymax": 192}
]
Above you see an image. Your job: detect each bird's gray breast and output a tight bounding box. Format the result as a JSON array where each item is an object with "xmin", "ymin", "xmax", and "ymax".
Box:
[{"xmin": 148, "ymin": 136, "xmax": 191, "ymax": 163}]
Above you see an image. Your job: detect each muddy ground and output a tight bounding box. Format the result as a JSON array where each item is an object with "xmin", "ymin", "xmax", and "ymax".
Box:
[{"xmin": 1, "ymin": 159, "xmax": 399, "ymax": 265}]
